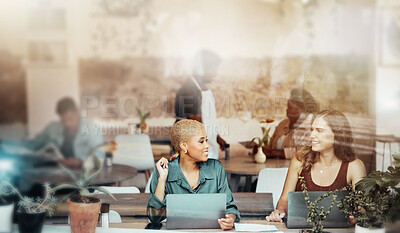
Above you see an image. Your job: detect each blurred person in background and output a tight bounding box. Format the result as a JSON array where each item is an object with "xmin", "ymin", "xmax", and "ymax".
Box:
[
  {"xmin": 175, "ymin": 50, "xmax": 226, "ymax": 159},
  {"xmin": 1, "ymin": 97, "xmax": 104, "ymax": 168},
  {"xmin": 258, "ymin": 88, "xmax": 319, "ymax": 159}
]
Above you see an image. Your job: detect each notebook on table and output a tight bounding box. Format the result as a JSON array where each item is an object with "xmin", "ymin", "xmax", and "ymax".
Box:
[
  {"xmin": 286, "ymin": 191, "xmax": 349, "ymax": 229},
  {"xmin": 166, "ymin": 193, "xmax": 226, "ymax": 229}
]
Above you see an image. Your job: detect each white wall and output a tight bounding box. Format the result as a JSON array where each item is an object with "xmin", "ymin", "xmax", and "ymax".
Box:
[
  {"xmin": 375, "ymin": 67, "xmax": 400, "ymax": 171},
  {"xmin": 374, "ymin": 0, "xmax": 400, "ymax": 171},
  {"xmin": 26, "ymin": 68, "xmax": 80, "ymax": 138},
  {"xmin": 25, "ymin": 0, "xmax": 80, "ymax": 138}
]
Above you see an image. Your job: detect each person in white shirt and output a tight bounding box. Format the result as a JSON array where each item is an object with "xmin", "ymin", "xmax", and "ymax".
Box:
[{"xmin": 174, "ymin": 50, "xmax": 226, "ymax": 159}]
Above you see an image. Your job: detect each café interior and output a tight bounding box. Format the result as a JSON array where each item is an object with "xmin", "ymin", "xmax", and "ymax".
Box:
[{"xmin": 0, "ymin": 0, "xmax": 399, "ymax": 232}]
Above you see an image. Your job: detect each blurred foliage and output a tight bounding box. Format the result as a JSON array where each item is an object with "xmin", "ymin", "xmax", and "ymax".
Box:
[
  {"xmin": 339, "ymin": 153, "xmax": 400, "ymax": 229},
  {"xmin": 299, "ymin": 176, "xmax": 348, "ymax": 233}
]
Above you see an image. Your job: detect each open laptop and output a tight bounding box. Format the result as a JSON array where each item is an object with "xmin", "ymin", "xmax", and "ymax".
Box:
[
  {"xmin": 166, "ymin": 193, "xmax": 226, "ymax": 229},
  {"xmin": 286, "ymin": 191, "xmax": 349, "ymax": 229}
]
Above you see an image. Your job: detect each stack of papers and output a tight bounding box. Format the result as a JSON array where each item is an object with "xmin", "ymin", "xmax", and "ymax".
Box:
[{"xmin": 234, "ymin": 223, "xmax": 280, "ymax": 232}]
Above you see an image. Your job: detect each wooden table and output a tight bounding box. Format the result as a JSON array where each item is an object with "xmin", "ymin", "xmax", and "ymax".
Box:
[
  {"xmin": 24, "ymin": 164, "xmax": 138, "ymax": 186},
  {"xmin": 53, "ymin": 193, "xmax": 274, "ymax": 220},
  {"xmin": 110, "ymin": 220, "xmax": 356, "ymax": 232},
  {"xmin": 220, "ymin": 156, "xmax": 291, "ymax": 192},
  {"xmin": 35, "ymin": 221, "xmax": 359, "ymax": 233}
]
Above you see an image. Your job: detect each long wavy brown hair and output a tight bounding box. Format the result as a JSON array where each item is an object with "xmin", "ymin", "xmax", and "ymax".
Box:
[{"xmin": 295, "ymin": 110, "xmax": 356, "ymax": 172}]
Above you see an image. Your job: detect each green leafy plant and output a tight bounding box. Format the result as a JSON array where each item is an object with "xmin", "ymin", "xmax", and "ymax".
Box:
[
  {"xmin": 252, "ymin": 118, "xmax": 274, "ymax": 148},
  {"xmin": 0, "ymin": 179, "xmax": 57, "ymax": 215},
  {"xmin": 299, "ymin": 176, "xmax": 348, "ymax": 233},
  {"xmin": 136, "ymin": 107, "xmax": 150, "ymax": 125},
  {"xmin": 17, "ymin": 184, "xmax": 58, "ymax": 215},
  {"xmin": 0, "ymin": 179, "xmax": 16, "ymax": 204},
  {"xmin": 339, "ymin": 153, "xmax": 400, "ymax": 229},
  {"xmin": 51, "ymin": 142, "xmax": 117, "ymax": 203}
]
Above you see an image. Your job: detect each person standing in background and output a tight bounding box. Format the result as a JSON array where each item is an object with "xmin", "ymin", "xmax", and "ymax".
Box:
[{"xmin": 174, "ymin": 50, "xmax": 226, "ymax": 159}]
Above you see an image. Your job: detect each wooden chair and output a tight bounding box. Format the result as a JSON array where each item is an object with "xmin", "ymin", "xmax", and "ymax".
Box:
[{"xmin": 97, "ymin": 186, "xmax": 140, "ymax": 224}]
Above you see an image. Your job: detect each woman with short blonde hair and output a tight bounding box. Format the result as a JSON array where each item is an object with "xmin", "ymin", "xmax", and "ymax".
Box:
[{"xmin": 147, "ymin": 119, "xmax": 240, "ymax": 230}]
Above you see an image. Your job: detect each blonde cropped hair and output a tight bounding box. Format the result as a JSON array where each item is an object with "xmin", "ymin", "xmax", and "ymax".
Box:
[{"xmin": 170, "ymin": 119, "xmax": 204, "ymax": 152}]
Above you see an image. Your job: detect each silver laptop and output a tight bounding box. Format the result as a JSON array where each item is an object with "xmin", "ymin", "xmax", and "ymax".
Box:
[
  {"xmin": 166, "ymin": 193, "xmax": 226, "ymax": 229},
  {"xmin": 286, "ymin": 191, "xmax": 349, "ymax": 229}
]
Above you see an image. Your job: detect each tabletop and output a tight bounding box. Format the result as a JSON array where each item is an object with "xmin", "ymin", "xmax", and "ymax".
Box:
[
  {"xmin": 30, "ymin": 221, "xmax": 358, "ymax": 233},
  {"xmin": 219, "ymin": 156, "xmax": 291, "ymax": 176},
  {"xmin": 24, "ymin": 164, "xmax": 138, "ymax": 186},
  {"xmin": 35, "ymin": 221, "xmax": 400, "ymax": 233},
  {"xmin": 53, "ymin": 193, "xmax": 274, "ymax": 219},
  {"xmin": 110, "ymin": 220, "xmax": 356, "ymax": 232}
]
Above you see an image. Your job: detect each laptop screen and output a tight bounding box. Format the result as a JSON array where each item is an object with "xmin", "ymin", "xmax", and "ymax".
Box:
[
  {"xmin": 287, "ymin": 191, "xmax": 349, "ymax": 229},
  {"xmin": 166, "ymin": 193, "xmax": 226, "ymax": 229}
]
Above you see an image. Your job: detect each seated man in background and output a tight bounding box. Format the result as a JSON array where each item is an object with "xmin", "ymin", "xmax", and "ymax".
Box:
[
  {"xmin": 260, "ymin": 88, "xmax": 319, "ymax": 159},
  {"xmin": 2, "ymin": 97, "xmax": 104, "ymax": 168}
]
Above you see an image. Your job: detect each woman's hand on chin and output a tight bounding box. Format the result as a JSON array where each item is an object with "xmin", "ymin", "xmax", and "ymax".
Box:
[{"xmin": 156, "ymin": 157, "xmax": 169, "ymax": 180}]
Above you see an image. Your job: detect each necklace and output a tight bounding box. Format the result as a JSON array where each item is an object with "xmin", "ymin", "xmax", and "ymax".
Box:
[{"xmin": 319, "ymin": 159, "xmax": 338, "ymax": 174}]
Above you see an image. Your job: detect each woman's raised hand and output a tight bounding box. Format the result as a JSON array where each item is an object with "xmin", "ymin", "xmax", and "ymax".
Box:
[{"xmin": 156, "ymin": 157, "xmax": 169, "ymax": 180}]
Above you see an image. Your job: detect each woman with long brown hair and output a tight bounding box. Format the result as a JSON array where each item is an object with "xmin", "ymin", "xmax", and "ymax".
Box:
[{"xmin": 266, "ymin": 110, "xmax": 366, "ymax": 222}]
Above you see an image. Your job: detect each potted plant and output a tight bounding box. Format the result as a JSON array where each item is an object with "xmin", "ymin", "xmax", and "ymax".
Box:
[
  {"xmin": 252, "ymin": 118, "xmax": 274, "ymax": 163},
  {"xmin": 339, "ymin": 153, "xmax": 400, "ymax": 233},
  {"xmin": 0, "ymin": 179, "xmax": 58, "ymax": 233},
  {"xmin": 51, "ymin": 141, "xmax": 117, "ymax": 233},
  {"xmin": 299, "ymin": 176, "xmax": 348, "ymax": 233},
  {"xmin": 0, "ymin": 179, "xmax": 17, "ymax": 233},
  {"xmin": 16, "ymin": 183, "xmax": 58, "ymax": 233},
  {"xmin": 136, "ymin": 107, "xmax": 150, "ymax": 133}
]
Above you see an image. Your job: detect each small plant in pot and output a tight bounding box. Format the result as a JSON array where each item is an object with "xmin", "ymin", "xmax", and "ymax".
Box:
[
  {"xmin": 0, "ymin": 180, "xmax": 57, "ymax": 233},
  {"xmin": 51, "ymin": 142, "xmax": 117, "ymax": 233},
  {"xmin": 136, "ymin": 107, "xmax": 150, "ymax": 133},
  {"xmin": 0, "ymin": 179, "xmax": 18, "ymax": 233},
  {"xmin": 16, "ymin": 184, "xmax": 58, "ymax": 233},
  {"xmin": 252, "ymin": 118, "xmax": 274, "ymax": 163},
  {"xmin": 339, "ymin": 153, "xmax": 400, "ymax": 233}
]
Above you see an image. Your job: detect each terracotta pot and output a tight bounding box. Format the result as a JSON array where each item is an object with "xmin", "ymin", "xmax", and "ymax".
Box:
[
  {"xmin": 67, "ymin": 196, "xmax": 101, "ymax": 233},
  {"xmin": 355, "ymin": 224, "xmax": 385, "ymax": 233},
  {"xmin": 254, "ymin": 147, "xmax": 266, "ymax": 163},
  {"xmin": 140, "ymin": 123, "xmax": 147, "ymax": 133}
]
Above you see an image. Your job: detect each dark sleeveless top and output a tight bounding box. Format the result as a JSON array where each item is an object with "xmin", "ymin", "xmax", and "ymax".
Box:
[{"xmin": 295, "ymin": 161, "xmax": 349, "ymax": 191}]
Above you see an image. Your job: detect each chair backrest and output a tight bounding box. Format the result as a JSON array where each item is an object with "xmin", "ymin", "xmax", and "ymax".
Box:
[
  {"xmin": 145, "ymin": 172, "xmax": 153, "ymax": 193},
  {"xmin": 113, "ymin": 134, "xmax": 155, "ymax": 171},
  {"xmin": 99, "ymin": 186, "xmax": 140, "ymax": 194},
  {"xmin": 109, "ymin": 210, "xmax": 122, "ymax": 223},
  {"xmin": 256, "ymin": 167, "xmax": 289, "ymax": 209}
]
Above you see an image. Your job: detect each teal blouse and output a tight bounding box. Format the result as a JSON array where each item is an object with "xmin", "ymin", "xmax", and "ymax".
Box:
[{"xmin": 147, "ymin": 157, "xmax": 241, "ymax": 223}]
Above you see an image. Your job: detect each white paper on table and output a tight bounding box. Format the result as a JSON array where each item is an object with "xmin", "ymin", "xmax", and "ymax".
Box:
[{"xmin": 234, "ymin": 223, "xmax": 279, "ymax": 232}]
